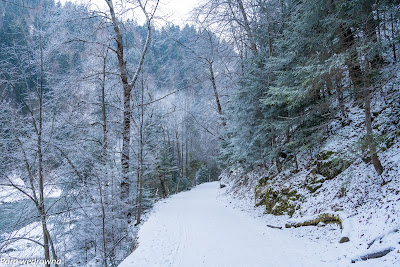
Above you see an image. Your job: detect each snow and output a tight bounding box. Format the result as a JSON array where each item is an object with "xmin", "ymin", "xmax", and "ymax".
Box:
[
  {"xmin": 0, "ymin": 174, "xmax": 61, "ymax": 204},
  {"xmin": 119, "ymin": 182, "xmax": 355, "ymax": 267},
  {"xmin": 1, "ymin": 222, "xmax": 47, "ymax": 261},
  {"xmin": 217, "ymin": 161, "xmax": 400, "ymax": 267},
  {"xmin": 0, "ymin": 174, "xmax": 26, "ymax": 203}
]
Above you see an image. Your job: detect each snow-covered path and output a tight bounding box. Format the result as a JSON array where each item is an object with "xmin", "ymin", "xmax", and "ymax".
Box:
[{"xmin": 119, "ymin": 182, "xmax": 339, "ymax": 267}]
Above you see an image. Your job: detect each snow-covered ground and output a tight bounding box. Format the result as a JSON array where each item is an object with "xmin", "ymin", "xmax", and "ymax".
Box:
[
  {"xmin": 119, "ymin": 182, "xmax": 383, "ymax": 267},
  {"xmin": 219, "ymin": 164, "xmax": 400, "ymax": 267}
]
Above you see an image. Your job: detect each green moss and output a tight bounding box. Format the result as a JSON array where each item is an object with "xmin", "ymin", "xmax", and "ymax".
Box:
[
  {"xmin": 317, "ymin": 151, "xmax": 335, "ymax": 161},
  {"xmin": 255, "ymin": 173, "xmax": 278, "ymax": 207},
  {"xmin": 264, "ymin": 188, "xmax": 302, "ymax": 217},
  {"xmin": 339, "ymin": 237, "xmax": 350, "ymax": 243}
]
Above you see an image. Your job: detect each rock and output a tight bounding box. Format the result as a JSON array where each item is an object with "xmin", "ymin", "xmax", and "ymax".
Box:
[
  {"xmin": 278, "ymin": 151, "xmax": 287, "ymax": 159},
  {"xmin": 219, "ymin": 184, "xmax": 226, "ymax": 188},
  {"xmin": 339, "ymin": 237, "xmax": 350, "ymax": 243},
  {"xmin": 316, "ymin": 156, "xmax": 352, "ymax": 180},
  {"xmin": 317, "ymin": 151, "xmax": 335, "ymax": 161},
  {"xmin": 254, "ymin": 173, "xmax": 277, "ymax": 207},
  {"xmin": 264, "ymin": 188, "xmax": 303, "ymax": 216}
]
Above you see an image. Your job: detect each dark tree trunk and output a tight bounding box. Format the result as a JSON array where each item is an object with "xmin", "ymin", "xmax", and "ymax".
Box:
[
  {"xmin": 390, "ymin": 12, "xmax": 397, "ymax": 61},
  {"xmin": 335, "ymin": 78, "xmax": 346, "ymax": 118},
  {"xmin": 159, "ymin": 174, "xmax": 169, "ymax": 198},
  {"xmin": 364, "ymin": 61, "xmax": 384, "ymax": 175},
  {"xmin": 105, "ymin": 0, "xmax": 152, "ymax": 222},
  {"xmin": 106, "ymin": 0, "xmax": 132, "ymax": 216},
  {"xmin": 363, "ymin": 1, "xmax": 382, "ymax": 68}
]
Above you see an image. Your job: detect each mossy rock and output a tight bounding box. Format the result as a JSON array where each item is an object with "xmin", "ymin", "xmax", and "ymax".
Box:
[
  {"xmin": 285, "ymin": 213, "xmax": 342, "ymax": 229},
  {"xmin": 317, "ymin": 157, "xmax": 352, "ymax": 180},
  {"xmin": 317, "ymin": 150, "xmax": 335, "ymax": 161},
  {"xmin": 265, "ymin": 188, "xmax": 302, "ymax": 217},
  {"xmin": 339, "ymin": 237, "xmax": 350, "ymax": 243},
  {"xmin": 254, "ymin": 173, "xmax": 277, "ymax": 206}
]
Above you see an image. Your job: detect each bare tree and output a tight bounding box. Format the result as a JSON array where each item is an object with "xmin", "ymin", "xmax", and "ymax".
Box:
[
  {"xmin": 0, "ymin": 29, "xmax": 59, "ymax": 267},
  {"xmin": 104, "ymin": 0, "xmax": 159, "ymax": 222}
]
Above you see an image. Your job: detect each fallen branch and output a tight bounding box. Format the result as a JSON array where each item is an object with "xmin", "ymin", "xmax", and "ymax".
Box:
[
  {"xmin": 266, "ymin": 224, "xmax": 282, "ymax": 230},
  {"xmin": 351, "ymin": 247, "xmax": 394, "ymax": 263}
]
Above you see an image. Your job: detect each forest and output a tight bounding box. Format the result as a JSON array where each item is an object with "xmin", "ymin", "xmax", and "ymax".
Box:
[{"xmin": 0, "ymin": 0, "xmax": 400, "ymax": 266}]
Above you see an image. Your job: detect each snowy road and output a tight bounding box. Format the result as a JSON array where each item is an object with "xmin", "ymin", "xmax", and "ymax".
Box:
[{"xmin": 119, "ymin": 182, "xmax": 339, "ymax": 267}]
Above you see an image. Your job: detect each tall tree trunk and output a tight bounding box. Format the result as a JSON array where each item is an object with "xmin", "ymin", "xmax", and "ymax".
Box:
[
  {"xmin": 159, "ymin": 174, "xmax": 169, "ymax": 198},
  {"xmin": 105, "ymin": 0, "xmax": 132, "ymax": 218},
  {"xmin": 361, "ymin": 3, "xmax": 384, "ymax": 175},
  {"xmin": 185, "ymin": 136, "xmax": 189, "ymax": 182},
  {"xmin": 336, "ymin": 78, "xmax": 346, "ymax": 119},
  {"xmin": 105, "ymin": 0, "xmax": 153, "ymax": 222},
  {"xmin": 390, "ymin": 12, "xmax": 397, "ymax": 61},
  {"xmin": 364, "ymin": 61, "xmax": 384, "ymax": 175},
  {"xmin": 38, "ymin": 33, "xmax": 52, "ymax": 267},
  {"xmin": 208, "ymin": 61, "xmax": 226, "ymax": 128}
]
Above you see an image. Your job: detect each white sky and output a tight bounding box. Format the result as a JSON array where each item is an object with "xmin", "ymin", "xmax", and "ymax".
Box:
[
  {"xmin": 158, "ymin": 0, "xmax": 200, "ymax": 26},
  {"xmin": 64, "ymin": 0, "xmax": 200, "ymax": 26}
]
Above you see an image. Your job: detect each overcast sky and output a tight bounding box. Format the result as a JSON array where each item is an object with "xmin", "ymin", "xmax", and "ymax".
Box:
[{"xmin": 159, "ymin": 0, "xmax": 200, "ymax": 25}]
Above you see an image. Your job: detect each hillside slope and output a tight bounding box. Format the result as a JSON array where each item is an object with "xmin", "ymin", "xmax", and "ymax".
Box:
[{"xmin": 220, "ymin": 64, "xmax": 400, "ymax": 266}]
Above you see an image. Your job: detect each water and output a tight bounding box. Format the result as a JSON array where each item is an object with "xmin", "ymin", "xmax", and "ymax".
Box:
[{"xmin": 0, "ymin": 198, "xmax": 57, "ymax": 234}]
